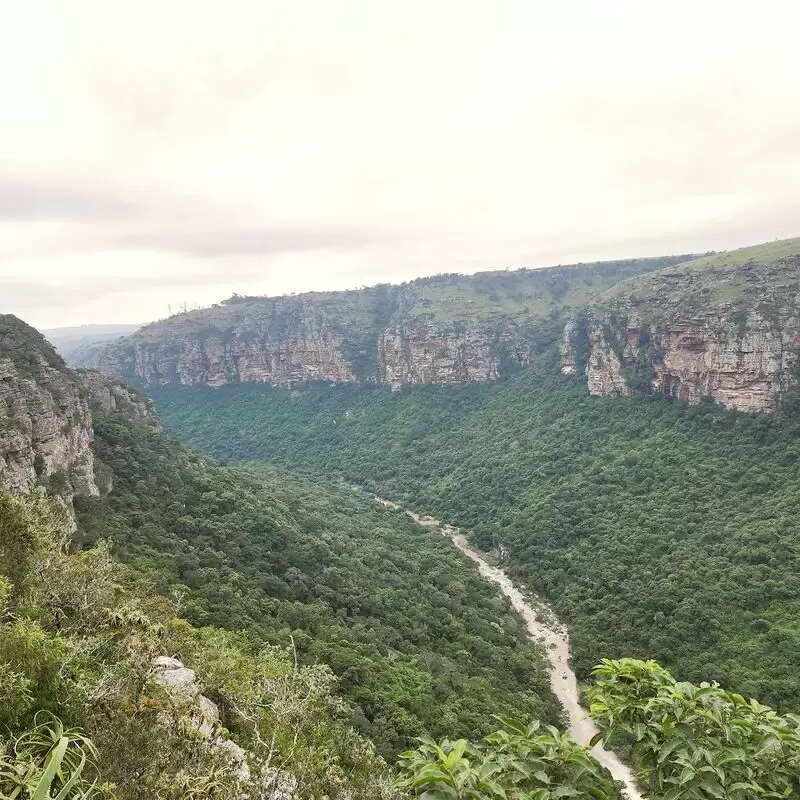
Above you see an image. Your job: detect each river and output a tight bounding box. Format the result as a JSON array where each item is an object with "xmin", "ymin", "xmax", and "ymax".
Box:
[{"xmin": 374, "ymin": 496, "xmax": 643, "ymax": 800}]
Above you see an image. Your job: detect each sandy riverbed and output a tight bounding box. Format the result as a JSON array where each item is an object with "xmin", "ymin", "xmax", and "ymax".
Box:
[{"xmin": 374, "ymin": 496, "xmax": 643, "ymax": 800}]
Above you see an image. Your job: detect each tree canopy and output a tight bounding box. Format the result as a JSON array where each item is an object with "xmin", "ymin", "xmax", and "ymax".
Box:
[{"xmin": 152, "ymin": 361, "xmax": 800, "ymax": 714}]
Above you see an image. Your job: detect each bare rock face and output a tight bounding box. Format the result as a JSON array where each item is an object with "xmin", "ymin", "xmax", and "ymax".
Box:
[
  {"xmin": 85, "ymin": 257, "xmax": 689, "ymax": 391},
  {"xmin": 564, "ymin": 310, "xmax": 799, "ymax": 412},
  {"xmin": 93, "ymin": 333, "xmax": 357, "ymax": 389},
  {"xmin": 0, "ymin": 354, "xmax": 97, "ymax": 500},
  {"xmin": 583, "ymin": 324, "xmax": 632, "ymax": 398},
  {"xmin": 558, "ymin": 320, "xmax": 578, "ymax": 376},
  {"xmin": 78, "ymin": 370, "xmax": 159, "ymax": 421},
  {"xmin": 556, "ymin": 244, "xmax": 800, "ymax": 413},
  {"xmin": 377, "ymin": 326, "xmax": 508, "ymax": 389},
  {"xmin": 92, "ymin": 322, "xmax": 529, "ymax": 391}
]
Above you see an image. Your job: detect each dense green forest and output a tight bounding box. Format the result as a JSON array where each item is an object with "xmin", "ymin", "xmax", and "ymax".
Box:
[
  {"xmin": 75, "ymin": 407, "xmax": 559, "ymax": 759},
  {"xmin": 152, "ymin": 362, "xmax": 800, "ymax": 714}
]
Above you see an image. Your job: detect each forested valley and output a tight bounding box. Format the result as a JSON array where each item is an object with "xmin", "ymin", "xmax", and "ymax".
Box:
[
  {"xmin": 76, "ymin": 407, "xmax": 560, "ymax": 759},
  {"xmin": 153, "ymin": 359, "xmax": 800, "ymax": 715}
]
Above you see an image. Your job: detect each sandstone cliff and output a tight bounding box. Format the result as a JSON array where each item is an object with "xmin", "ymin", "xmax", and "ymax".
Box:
[
  {"xmin": 82, "ymin": 256, "xmax": 689, "ymax": 389},
  {"xmin": 78, "ymin": 369, "xmax": 160, "ymax": 422},
  {"xmin": 560, "ymin": 240, "xmax": 800, "ymax": 412},
  {"xmin": 0, "ymin": 315, "xmax": 97, "ymax": 499}
]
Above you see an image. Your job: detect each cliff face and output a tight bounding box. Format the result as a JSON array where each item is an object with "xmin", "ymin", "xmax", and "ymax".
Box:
[
  {"xmin": 82, "ymin": 256, "xmax": 691, "ymax": 390},
  {"xmin": 96, "ymin": 334, "xmax": 358, "ymax": 389},
  {"xmin": 78, "ymin": 370, "xmax": 160, "ymax": 421},
  {"xmin": 0, "ymin": 317, "xmax": 97, "ymax": 499},
  {"xmin": 560, "ymin": 241, "xmax": 800, "ymax": 412},
  {"xmin": 578, "ymin": 312, "xmax": 796, "ymax": 411},
  {"xmin": 377, "ymin": 324, "xmax": 531, "ymax": 388}
]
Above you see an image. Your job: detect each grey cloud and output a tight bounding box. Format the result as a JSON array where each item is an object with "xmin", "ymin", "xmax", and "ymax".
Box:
[
  {"xmin": 0, "ymin": 178, "xmax": 141, "ymax": 222},
  {"xmin": 1, "ymin": 1, "xmax": 799, "ymax": 328},
  {"xmin": 118, "ymin": 225, "xmax": 389, "ymax": 258}
]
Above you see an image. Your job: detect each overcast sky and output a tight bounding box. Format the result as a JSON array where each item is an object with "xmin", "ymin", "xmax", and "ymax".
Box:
[{"xmin": 2, "ymin": 1, "xmax": 799, "ymax": 328}]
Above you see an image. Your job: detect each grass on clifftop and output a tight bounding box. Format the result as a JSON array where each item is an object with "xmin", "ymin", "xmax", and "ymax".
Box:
[
  {"xmin": 99, "ymin": 255, "xmax": 696, "ymax": 349},
  {"xmin": 600, "ymin": 237, "xmax": 800, "ymax": 310}
]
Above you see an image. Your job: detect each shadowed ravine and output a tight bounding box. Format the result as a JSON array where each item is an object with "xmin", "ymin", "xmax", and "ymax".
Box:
[{"xmin": 374, "ymin": 496, "xmax": 644, "ymax": 800}]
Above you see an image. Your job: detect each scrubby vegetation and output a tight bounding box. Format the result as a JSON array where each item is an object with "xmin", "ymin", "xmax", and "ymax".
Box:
[
  {"xmin": 0, "ymin": 489, "xmax": 397, "ymax": 799},
  {"xmin": 0, "ymin": 315, "xmax": 66, "ymax": 377}
]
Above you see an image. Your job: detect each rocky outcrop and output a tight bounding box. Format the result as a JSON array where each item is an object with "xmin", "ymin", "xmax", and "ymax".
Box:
[
  {"xmin": 583, "ymin": 324, "xmax": 632, "ymax": 398},
  {"xmin": 0, "ymin": 347, "xmax": 97, "ymax": 499},
  {"xmin": 377, "ymin": 326, "xmax": 520, "ymax": 389},
  {"xmin": 151, "ymin": 656, "xmax": 300, "ymax": 799},
  {"xmin": 558, "ymin": 242, "xmax": 800, "ymax": 413},
  {"xmin": 151, "ymin": 656, "xmax": 252, "ymax": 784},
  {"xmin": 83, "ymin": 256, "xmax": 691, "ymax": 390},
  {"xmin": 563, "ymin": 310, "xmax": 800, "ymax": 413},
  {"xmin": 78, "ymin": 370, "xmax": 159, "ymax": 422},
  {"xmin": 558, "ymin": 320, "xmax": 578, "ymax": 376}
]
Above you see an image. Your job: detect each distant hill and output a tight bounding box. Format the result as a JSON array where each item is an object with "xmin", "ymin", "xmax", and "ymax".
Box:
[{"xmin": 43, "ymin": 322, "xmax": 143, "ymax": 363}]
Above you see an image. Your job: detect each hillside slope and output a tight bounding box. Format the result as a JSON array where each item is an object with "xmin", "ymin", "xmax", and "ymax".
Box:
[
  {"xmin": 82, "ymin": 255, "xmax": 691, "ymax": 389},
  {"xmin": 75, "ymin": 396, "xmax": 559, "ymax": 759},
  {"xmin": 0, "ymin": 315, "xmax": 558, "ymax": 764},
  {"xmin": 0, "ymin": 321, "xmax": 406, "ymax": 798},
  {"xmin": 561, "ymin": 237, "xmax": 800, "ymax": 411}
]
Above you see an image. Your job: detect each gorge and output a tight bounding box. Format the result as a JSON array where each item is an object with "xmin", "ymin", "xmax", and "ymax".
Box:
[{"xmin": 5, "ymin": 235, "xmax": 800, "ymax": 798}]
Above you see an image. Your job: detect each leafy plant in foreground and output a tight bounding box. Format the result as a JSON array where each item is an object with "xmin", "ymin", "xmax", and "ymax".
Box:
[
  {"xmin": 588, "ymin": 658, "xmax": 800, "ymax": 798},
  {"xmin": 0, "ymin": 712, "xmax": 106, "ymax": 800},
  {"xmin": 395, "ymin": 717, "xmax": 616, "ymax": 799}
]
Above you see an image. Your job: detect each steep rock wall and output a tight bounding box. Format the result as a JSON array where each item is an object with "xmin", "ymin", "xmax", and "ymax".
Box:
[
  {"xmin": 84, "ymin": 256, "xmax": 691, "ymax": 390},
  {"xmin": 377, "ymin": 325, "xmax": 531, "ymax": 389},
  {"xmin": 92, "ymin": 334, "xmax": 358, "ymax": 388},
  {"xmin": 0, "ymin": 356, "xmax": 97, "ymax": 498},
  {"xmin": 91, "ymin": 324, "xmax": 537, "ymax": 390},
  {"xmin": 79, "ymin": 370, "xmax": 159, "ymax": 421},
  {"xmin": 563, "ymin": 310, "xmax": 799, "ymax": 412}
]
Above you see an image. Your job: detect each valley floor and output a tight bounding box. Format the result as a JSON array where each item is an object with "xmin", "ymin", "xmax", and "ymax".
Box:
[{"xmin": 375, "ymin": 494, "xmax": 643, "ymax": 800}]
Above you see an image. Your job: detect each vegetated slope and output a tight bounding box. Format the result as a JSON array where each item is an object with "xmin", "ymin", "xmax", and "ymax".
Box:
[
  {"xmin": 152, "ymin": 363, "xmax": 800, "ymax": 713},
  {"xmin": 0, "ymin": 319, "xmax": 400, "ymax": 798},
  {"xmin": 0, "ymin": 488, "xmax": 401, "ymax": 800},
  {"xmin": 564, "ymin": 237, "xmax": 800, "ymax": 411},
  {"xmin": 600, "ymin": 237, "xmax": 800, "ymax": 308},
  {"xmin": 75, "ymin": 406, "xmax": 559, "ymax": 758},
  {"xmin": 83, "ymin": 255, "xmax": 693, "ymax": 389}
]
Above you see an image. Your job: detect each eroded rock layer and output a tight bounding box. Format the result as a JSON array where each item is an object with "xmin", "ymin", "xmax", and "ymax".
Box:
[
  {"xmin": 82, "ymin": 256, "xmax": 690, "ymax": 389},
  {"xmin": 559, "ymin": 243, "xmax": 800, "ymax": 412}
]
